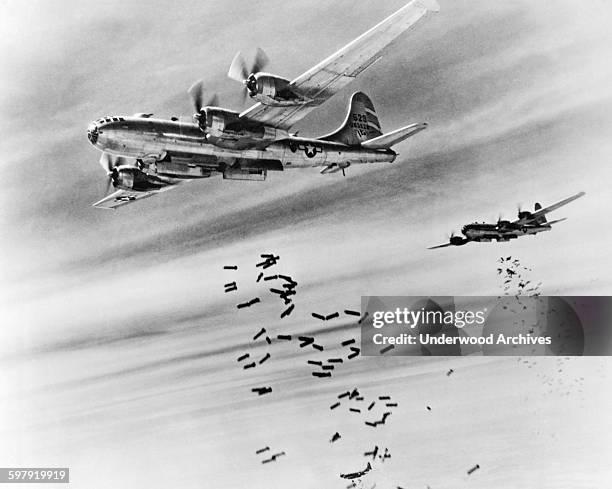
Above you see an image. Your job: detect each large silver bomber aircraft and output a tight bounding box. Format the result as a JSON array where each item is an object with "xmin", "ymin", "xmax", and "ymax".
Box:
[{"xmin": 86, "ymin": 0, "xmax": 439, "ymax": 208}]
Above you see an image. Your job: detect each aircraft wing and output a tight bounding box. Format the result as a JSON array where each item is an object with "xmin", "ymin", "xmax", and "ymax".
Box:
[
  {"xmin": 239, "ymin": 0, "xmax": 439, "ymax": 130},
  {"xmin": 427, "ymin": 243, "xmax": 454, "ymax": 249},
  {"xmin": 512, "ymin": 191, "xmax": 585, "ymax": 225},
  {"xmin": 92, "ymin": 186, "xmax": 178, "ymax": 209}
]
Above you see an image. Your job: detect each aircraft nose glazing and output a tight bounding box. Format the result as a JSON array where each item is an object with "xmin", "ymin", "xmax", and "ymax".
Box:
[{"xmin": 87, "ymin": 122, "xmax": 98, "ymax": 145}]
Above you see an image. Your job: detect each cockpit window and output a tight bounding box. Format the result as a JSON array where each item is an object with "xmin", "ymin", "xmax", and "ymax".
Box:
[{"xmin": 95, "ymin": 116, "xmax": 124, "ymax": 124}]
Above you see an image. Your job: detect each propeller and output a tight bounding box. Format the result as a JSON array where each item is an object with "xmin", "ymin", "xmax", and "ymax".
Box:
[
  {"xmin": 99, "ymin": 153, "xmax": 116, "ymax": 195},
  {"xmin": 516, "ymin": 203, "xmax": 534, "ymax": 219},
  {"xmin": 450, "ymin": 230, "xmax": 469, "ymax": 246},
  {"xmin": 227, "ymin": 47, "xmax": 270, "ymax": 101},
  {"xmin": 429, "ymin": 229, "xmax": 469, "ymax": 249},
  {"xmin": 98, "ymin": 153, "xmax": 133, "ymax": 195},
  {"xmin": 104, "ymin": 172, "xmax": 114, "ymax": 195},
  {"xmin": 428, "ymin": 230, "xmax": 469, "ymax": 249},
  {"xmin": 187, "ymin": 80, "xmax": 219, "ymax": 113}
]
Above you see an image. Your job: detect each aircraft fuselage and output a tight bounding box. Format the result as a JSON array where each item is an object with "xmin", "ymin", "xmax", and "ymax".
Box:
[
  {"xmin": 87, "ymin": 116, "xmax": 396, "ymax": 178},
  {"xmin": 462, "ymin": 223, "xmax": 552, "ymax": 242}
]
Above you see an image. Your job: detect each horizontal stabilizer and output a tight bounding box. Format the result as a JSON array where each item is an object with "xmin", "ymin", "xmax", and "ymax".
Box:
[
  {"xmin": 360, "ymin": 122, "xmax": 428, "ymax": 149},
  {"xmin": 547, "ymin": 218, "xmax": 567, "ymax": 226}
]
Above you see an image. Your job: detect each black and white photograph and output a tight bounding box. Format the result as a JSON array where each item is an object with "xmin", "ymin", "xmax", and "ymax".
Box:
[{"xmin": 1, "ymin": 0, "xmax": 611, "ymax": 487}]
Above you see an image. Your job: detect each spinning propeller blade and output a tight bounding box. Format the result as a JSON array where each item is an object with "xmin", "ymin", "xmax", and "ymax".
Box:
[
  {"xmin": 251, "ymin": 47, "xmax": 269, "ymax": 75},
  {"xmin": 227, "ymin": 51, "xmax": 249, "ymax": 82},
  {"xmin": 188, "ymin": 80, "xmax": 219, "ymax": 112},
  {"xmin": 188, "ymin": 80, "xmax": 205, "ymax": 112},
  {"xmin": 207, "ymin": 93, "xmax": 219, "ymax": 107},
  {"xmin": 99, "ymin": 153, "xmax": 116, "ymax": 196},
  {"xmin": 104, "ymin": 175, "xmax": 113, "ymax": 195},
  {"xmin": 99, "ymin": 152, "xmax": 112, "ymax": 174},
  {"xmin": 227, "ymin": 47, "xmax": 270, "ymax": 101}
]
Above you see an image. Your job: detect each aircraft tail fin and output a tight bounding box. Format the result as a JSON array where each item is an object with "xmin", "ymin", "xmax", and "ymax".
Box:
[
  {"xmin": 319, "ymin": 92, "xmax": 383, "ymax": 146},
  {"xmin": 534, "ymin": 202, "xmax": 547, "ymax": 224},
  {"xmin": 319, "ymin": 91, "xmax": 428, "ymax": 148}
]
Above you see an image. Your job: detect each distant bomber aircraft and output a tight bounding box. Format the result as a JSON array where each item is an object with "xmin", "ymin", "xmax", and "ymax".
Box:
[
  {"xmin": 340, "ymin": 462, "xmax": 372, "ymax": 480},
  {"xmin": 428, "ymin": 192, "xmax": 586, "ymax": 249},
  {"xmin": 86, "ymin": 0, "xmax": 440, "ymax": 208}
]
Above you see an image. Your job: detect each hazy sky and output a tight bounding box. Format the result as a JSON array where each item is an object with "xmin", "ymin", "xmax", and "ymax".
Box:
[{"xmin": 1, "ymin": 1, "xmax": 612, "ymax": 488}]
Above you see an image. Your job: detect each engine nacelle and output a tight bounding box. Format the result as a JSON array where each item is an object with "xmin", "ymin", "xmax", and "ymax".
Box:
[
  {"xmin": 450, "ymin": 236, "xmax": 467, "ymax": 246},
  {"xmin": 517, "ymin": 211, "xmax": 533, "ymax": 220},
  {"xmin": 196, "ymin": 108, "xmax": 288, "ymax": 144},
  {"xmin": 112, "ymin": 166, "xmax": 164, "ymax": 191},
  {"xmin": 246, "ymin": 73, "xmax": 310, "ymax": 106}
]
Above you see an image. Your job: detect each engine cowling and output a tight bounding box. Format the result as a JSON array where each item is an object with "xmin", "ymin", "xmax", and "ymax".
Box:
[
  {"xmin": 112, "ymin": 166, "xmax": 164, "ymax": 191},
  {"xmin": 450, "ymin": 236, "xmax": 467, "ymax": 246},
  {"xmin": 246, "ymin": 73, "xmax": 308, "ymax": 106},
  {"xmin": 195, "ymin": 108, "xmax": 288, "ymax": 144},
  {"xmin": 517, "ymin": 211, "xmax": 533, "ymax": 220}
]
